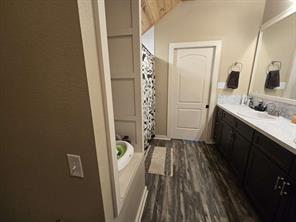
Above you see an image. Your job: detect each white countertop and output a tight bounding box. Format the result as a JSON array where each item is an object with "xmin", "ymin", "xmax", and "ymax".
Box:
[{"xmin": 217, "ymin": 104, "xmax": 296, "ymax": 155}]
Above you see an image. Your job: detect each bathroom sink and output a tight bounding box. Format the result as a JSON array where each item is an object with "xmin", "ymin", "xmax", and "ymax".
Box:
[{"xmin": 237, "ymin": 111, "xmax": 277, "ymax": 120}]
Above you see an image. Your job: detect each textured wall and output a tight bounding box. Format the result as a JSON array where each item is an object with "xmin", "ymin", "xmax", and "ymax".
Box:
[
  {"xmin": 0, "ymin": 1, "xmax": 105, "ymax": 221},
  {"xmin": 154, "ymin": 0, "xmax": 265, "ymax": 135}
]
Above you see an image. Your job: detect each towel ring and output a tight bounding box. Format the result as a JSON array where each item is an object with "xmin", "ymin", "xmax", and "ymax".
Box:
[
  {"xmin": 231, "ymin": 62, "xmax": 243, "ymax": 72},
  {"xmin": 267, "ymin": 61, "xmax": 281, "ymax": 72}
]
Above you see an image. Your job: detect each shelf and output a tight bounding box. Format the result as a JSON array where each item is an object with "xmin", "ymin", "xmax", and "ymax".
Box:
[{"xmin": 118, "ymin": 152, "xmax": 144, "ymax": 200}]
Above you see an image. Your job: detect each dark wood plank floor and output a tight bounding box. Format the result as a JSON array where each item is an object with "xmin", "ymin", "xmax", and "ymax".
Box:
[{"xmin": 141, "ymin": 139, "xmax": 259, "ymax": 222}]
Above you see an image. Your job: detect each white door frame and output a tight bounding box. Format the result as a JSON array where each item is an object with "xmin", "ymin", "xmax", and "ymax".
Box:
[{"xmin": 167, "ymin": 41, "xmax": 222, "ymax": 142}]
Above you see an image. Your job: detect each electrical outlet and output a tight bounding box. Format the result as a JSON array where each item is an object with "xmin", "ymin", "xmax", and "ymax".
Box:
[
  {"xmin": 217, "ymin": 82, "xmax": 226, "ymax": 89},
  {"xmin": 66, "ymin": 154, "xmax": 84, "ymax": 178}
]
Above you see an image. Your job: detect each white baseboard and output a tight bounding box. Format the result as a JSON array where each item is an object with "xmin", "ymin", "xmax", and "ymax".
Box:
[
  {"xmin": 154, "ymin": 135, "xmax": 214, "ymax": 144},
  {"xmin": 135, "ymin": 186, "xmax": 148, "ymax": 222},
  {"xmin": 154, "ymin": 135, "xmax": 171, "ymax": 141}
]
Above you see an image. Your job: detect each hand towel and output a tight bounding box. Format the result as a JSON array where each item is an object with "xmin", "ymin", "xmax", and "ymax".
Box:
[
  {"xmin": 265, "ymin": 70, "xmax": 280, "ymax": 89},
  {"xmin": 226, "ymin": 71, "xmax": 240, "ymax": 89}
]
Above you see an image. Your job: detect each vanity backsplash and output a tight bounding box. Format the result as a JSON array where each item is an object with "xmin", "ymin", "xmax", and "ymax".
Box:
[
  {"xmin": 251, "ymin": 96, "xmax": 296, "ymax": 120},
  {"xmin": 217, "ymin": 94, "xmax": 244, "ymax": 105}
]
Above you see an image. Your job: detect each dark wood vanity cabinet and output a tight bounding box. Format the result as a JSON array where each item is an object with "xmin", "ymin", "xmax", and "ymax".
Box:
[
  {"xmin": 215, "ymin": 108, "xmax": 253, "ymax": 182},
  {"xmin": 245, "ymin": 133, "xmax": 295, "ymax": 222},
  {"xmin": 214, "ymin": 106, "xmax": 296, "ymax": 222},
  {"xmin": 245, "ymin": 146, "xmax": 289, "ymax": 222}
]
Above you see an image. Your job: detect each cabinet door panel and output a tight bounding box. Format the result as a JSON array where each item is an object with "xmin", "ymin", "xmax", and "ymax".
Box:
[
  {"xmin": 219, "ymin": 122, "xmax": 233, "ymax": 159},
  {"xmin": 214, "ymin": 108, "xmax": 223, "ymax": 146},
  {"xmin": 276, "ymin": 181, "xmax": 295, "ymax": 222},
  {"xmin": 231, "ymin": 133, "xmax": 251, "ymax": 182},
  {"xmin": 236, "ymin": 120, "xmax": 254, "ymax": 142},
  {"xmin": 285, "ymin": 192, "xmax": 296, "ymax": 222},
  {"xmin": 214, "ymin": 121, "xmax": 222, "ymax": 146},
  {"xmin": 245, "ymin": 147, "xmax": 286, "ymax": 222},
  {"xmin": 290, "ymin": 159, "xmax": 296, "ymax": 179},
  {"xmin": 254, "ymin": 132, "xmax": 294, "ymax": 172}
]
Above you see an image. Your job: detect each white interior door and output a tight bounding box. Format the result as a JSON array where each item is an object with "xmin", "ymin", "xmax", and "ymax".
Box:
[{"xmin": 169, "ymin": 47, "xmax": 214, "ymax": 140}]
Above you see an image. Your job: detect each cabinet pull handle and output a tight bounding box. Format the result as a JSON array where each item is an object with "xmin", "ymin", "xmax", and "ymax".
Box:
[
  {"xmin": 280, "ymin": 181, "xmax": 290, "ymax": 196},
  {"xmin": 274, "ymin": 176, "xmax": 284, "ymax": 190}
]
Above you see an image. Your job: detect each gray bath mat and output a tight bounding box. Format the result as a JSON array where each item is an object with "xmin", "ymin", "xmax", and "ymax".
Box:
[{"xmin": 146, "ymin": 146, "xmax": 174, "ymax": 176}]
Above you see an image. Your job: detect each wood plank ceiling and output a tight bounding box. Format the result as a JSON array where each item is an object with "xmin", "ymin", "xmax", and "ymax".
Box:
[{"xmin": 141, "ymin": 0, "xmax": 182, "ymax": 33}]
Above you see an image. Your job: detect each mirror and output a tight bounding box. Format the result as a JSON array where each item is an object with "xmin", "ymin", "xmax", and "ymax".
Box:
[{"xmin": 250, "ymin": 12, "xmax": 296, "ymax": 100}]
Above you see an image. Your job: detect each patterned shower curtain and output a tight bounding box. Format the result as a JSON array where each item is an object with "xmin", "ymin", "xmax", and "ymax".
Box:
[{"xmin": 142, "ymin": 45, "xmax": 155, "ymax": 149}]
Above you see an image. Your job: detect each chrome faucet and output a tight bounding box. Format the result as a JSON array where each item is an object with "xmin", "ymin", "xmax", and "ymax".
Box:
[{"xmin": 264, "ymin": 102, "xmax": 280, "ymax": 117}]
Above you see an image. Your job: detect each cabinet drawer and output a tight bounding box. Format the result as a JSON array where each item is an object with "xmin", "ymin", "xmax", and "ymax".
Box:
[
  {"xmin": 223, "ymin": 111, "xmax": 236, "ymax": 127},
  {"xmin": 254, "ymin": 132, "xmax": 294, "ymax": 172},
  {"xmin": 236, "ymin": 120, "xmax": 254, "ymax": 142}
]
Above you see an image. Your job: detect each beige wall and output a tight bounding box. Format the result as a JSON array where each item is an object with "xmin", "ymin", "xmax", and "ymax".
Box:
[
  {"xmin": 263, "ymin": 0, "xmax": 295, "ymax": 23},
  {"xmin": 0, "ymin": 1, "xmax": 105, "ymax": 221},
  {"xmin": 154, "ymin": 0, "xmax": 265, "ymax": 135}
]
